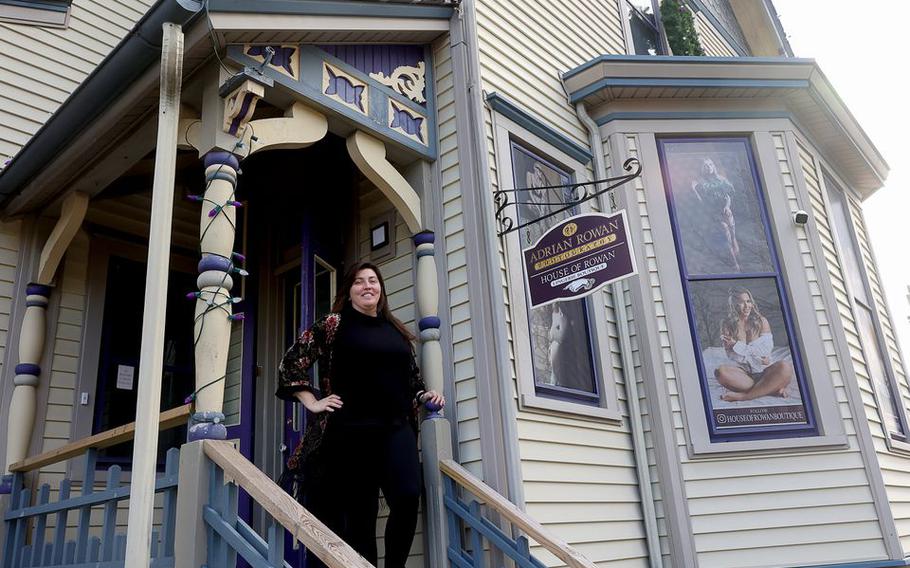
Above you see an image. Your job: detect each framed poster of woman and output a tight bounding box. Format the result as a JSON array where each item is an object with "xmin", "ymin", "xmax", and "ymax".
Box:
[{"xmin": 658, "ymin": 137, "xmax": 817, "ymax": 440}]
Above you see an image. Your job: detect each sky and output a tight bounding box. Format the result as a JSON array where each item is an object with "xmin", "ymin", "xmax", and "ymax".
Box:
[{"xmin": 773, "ymin": 1, "xmax": 910, "ymax": 358}]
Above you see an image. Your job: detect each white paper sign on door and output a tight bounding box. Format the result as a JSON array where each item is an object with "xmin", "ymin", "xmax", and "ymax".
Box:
[{"xmin": 116, "ymin": 365, "xmax": 135, "ymax": 390}]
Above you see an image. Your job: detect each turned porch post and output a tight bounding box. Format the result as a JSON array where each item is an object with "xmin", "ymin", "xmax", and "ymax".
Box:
[
  {"xmin": 414, "ymin": 229, "xmax": 452, "ymax": 568},
  {"xmin": 414, "ymin": 230, "xmax": 444, "ymax": 405},
  {"xmin": 187, "ymin": 150, "xmax": 242, "ymax": 441},
  {"xmin": 1, "ymin": 192, "xmax": 88, "ymax": 494}
]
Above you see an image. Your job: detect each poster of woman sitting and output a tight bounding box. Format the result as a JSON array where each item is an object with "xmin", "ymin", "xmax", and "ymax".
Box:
[{"xmin": 691, "ymin": 279, "xmax": 809, "ymax": 430}]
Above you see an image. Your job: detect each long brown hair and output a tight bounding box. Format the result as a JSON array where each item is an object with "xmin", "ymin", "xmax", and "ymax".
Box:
[
  {"xmin": 721, "ymin": 286, "xmax": 764, "ymax": 342},
  {"xmin": 332, "ymin": 261, "xmax": 415, "ymax": 342}
]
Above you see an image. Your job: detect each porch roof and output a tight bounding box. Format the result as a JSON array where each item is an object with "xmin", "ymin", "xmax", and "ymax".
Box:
[
  {"xmin": 562, "ymin": 55, "xmax": 889, "ymax": 198},
  {"xmin": 0, "ymin": 0, "xmax": 454, "ymax": 216}
]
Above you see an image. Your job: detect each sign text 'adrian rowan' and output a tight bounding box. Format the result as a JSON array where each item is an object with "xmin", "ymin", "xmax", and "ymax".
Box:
[{"xmin": 522, "ymin": 211, "xmax": 637, "ymax": 308}]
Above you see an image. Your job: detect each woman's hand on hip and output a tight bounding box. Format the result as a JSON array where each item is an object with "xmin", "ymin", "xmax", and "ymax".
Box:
[
  {"xmin": 308, "ymin": 394, "xmax": 343, "ymax": 414},
  {"xmin": 420, "ymin": 390, "xmax": 445, "ymax": 408}
]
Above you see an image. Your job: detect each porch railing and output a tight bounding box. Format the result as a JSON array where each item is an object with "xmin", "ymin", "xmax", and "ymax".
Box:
[
  {"xmin": 440, "ymin": 458, "xmax": 597, "ymax": 568},
  {"xmin": 2, "ymin": 404, "xmax": 191, "ymax": 568},
  {"xmin": 183, "ymin": 439, "xmax": 374, "ymax": 568}
]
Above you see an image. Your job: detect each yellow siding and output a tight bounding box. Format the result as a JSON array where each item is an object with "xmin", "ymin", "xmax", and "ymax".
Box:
[
  {"xmin": 222, "ymin": 320, "xmax": 244, "ymax": 426},
  {"xmin": 0, "ymin": 0, "xmax": 154, "ymax": 162},
  {"xmin": 621, "ymin": 133, "xmax": 674, "ymax": 565},
  {"xmin": 475, "ymin": 1, "xmax": 649, "ymax": 564},
  {"xmin": 475, "ymin": 0, "xmax": 626, "ymax": 147},
  {"xmin": 0, "ymin": 220, "xmax": 22, "ymax": 378},
  {"xmin": 842, "ymin": 180, "xmax": 910, "ymax": 549},
  {"xmin": 432, "ymin": 34, "xmax": 484, "ymax": 477},
  {"xmin": 693, "ymin": 10, "xmax": 737, "ymax": 57},
  {"xmin": 38, "ymin": 229, "xmax": 89, "ymax": 484}
]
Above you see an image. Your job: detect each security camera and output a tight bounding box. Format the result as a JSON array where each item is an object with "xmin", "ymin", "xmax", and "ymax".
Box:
[{"xmin": 792, "ymin": 210, "xmax": 809, "ymax": 226}]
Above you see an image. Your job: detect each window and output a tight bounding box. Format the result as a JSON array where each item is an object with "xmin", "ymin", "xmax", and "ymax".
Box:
[
  {"xmin": 0, "ymin": 0, "xmax": 70, "ymax": 27},
  {"xmin": 658, "ymin": 137, "xmax": 817, "ymax": 442},
  {"xmin": 824, "ymin": 171, "xmax": 908, "ymax": 439},
  {"xmin": 510, "ymin": 142, "xmax": 600, "ymax": 400},
  {"xmin": 92, "ymin": 256, "xmax": 194, "ymax": 466},
  {"xmin": 494, "ymin": 111, "xmax": 621, "ymax": 420},
  {"xmin": 621, "ymin": 0, "xmax": 665, "ymax": 55}
]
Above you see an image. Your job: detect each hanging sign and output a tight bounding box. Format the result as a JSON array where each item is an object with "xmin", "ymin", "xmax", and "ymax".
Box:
[{"xmin": 523, "ymin": 211, "xmax": 637, "ymax": 308}]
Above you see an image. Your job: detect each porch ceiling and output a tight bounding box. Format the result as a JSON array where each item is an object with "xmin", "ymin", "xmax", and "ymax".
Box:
[{"xmin": 563, "ymin": 55, "xmax": 889, "ymax": 198}]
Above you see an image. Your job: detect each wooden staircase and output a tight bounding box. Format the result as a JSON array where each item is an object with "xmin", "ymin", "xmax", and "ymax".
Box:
[{"xmin": 1, "ymin": 409, "xmax": 598, "ymax": 568}]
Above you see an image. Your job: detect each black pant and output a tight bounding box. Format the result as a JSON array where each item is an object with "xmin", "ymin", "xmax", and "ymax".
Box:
[{"xmin": 306, "ymin": 420, "xmax": 420, "ymax": 568}]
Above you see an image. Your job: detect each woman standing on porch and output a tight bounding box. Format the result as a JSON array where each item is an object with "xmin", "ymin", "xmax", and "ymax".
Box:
[{"xmin": 276, "ymin": 261, "xmax": 444, "ymax": 568}]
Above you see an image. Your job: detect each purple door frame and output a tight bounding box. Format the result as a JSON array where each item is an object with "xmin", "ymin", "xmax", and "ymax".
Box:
[{"xmin": 225, "ymin": 293, "xmax": 256, "ymax": 522}]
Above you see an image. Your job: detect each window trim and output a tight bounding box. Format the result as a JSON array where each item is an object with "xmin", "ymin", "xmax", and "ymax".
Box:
[
  {"xmin": 605, "ymin": 119, "xmax": 846, "ymax": 455},
  {"xmin": 0, "ymin": 0, "xmax": 71, "ymax": 28},
  {"xmin": 69, "ymin": 237, "xmax": 197, "ymax": 480},
  {"xmin": 618, "ymin": 0, "xmax": 669, "ymax": 56},
  {"xmin": 819, "ymin": 166, "xmax": 910, "ymax": 447},
  {"xmin": 493, "ymin": 112, "xmax": 622, "ymax": 422}
]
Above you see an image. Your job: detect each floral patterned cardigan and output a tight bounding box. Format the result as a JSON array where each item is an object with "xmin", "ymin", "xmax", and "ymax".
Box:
[{"xmin": 276, "ymin": 312, "xmax": 427, "ymax": 476}]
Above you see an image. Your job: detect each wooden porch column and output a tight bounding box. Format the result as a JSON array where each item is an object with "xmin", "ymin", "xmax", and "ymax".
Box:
[
  {"xmin": 414, "ymin": 230, "xmax": 444, "ymax": 402},
  {"xmin": 124, "ymin": 21, "xmax": 184, "ymax": 565},
  {"xmin": 414, "ymin": 229, "xmax": 451, "ymax": 568},
  {"xmin": 187, "ymin": 150, "xmax": 242, "ymax": 441},
  {"xmin": 1, "ymin": 192, "xmax": 88, "ymax": 494}
]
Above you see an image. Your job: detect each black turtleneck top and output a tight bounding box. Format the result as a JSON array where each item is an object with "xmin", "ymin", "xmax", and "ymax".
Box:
[{"xmin": 330, "ymin": 306, "xmax": 414, "ymax": 425}]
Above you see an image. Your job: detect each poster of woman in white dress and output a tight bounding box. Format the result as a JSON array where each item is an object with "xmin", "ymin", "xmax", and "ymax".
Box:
[{"xmin": 690, "ymin": 278, "xmax": 810, "ymax": 429}]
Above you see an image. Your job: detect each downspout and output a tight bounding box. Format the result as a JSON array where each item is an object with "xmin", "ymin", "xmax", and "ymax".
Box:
[
  {"xmin": 574, "ymin": 102, "xmax": 664, "ymax": 568},
  {"xmin": 451, "ymin": 0, "xmax": 525, "ymax": 506}
]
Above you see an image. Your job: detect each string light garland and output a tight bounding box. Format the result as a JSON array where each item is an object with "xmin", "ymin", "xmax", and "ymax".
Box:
[{"xmin": 182, "ymin": 128, "xmax": 252, "ymax": 406}]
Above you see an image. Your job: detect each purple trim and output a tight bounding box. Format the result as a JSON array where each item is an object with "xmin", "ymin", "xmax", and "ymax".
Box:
[
  {"xmin": 15, "ymin": 363, "xmax": 40, "ymax": 376},
  {"xmin": 0, "ymin": 474, "xmax": 12, "ymax": 494},
  {"xmin": 389, "ymin": 102, "xmax": 425, "ymax": 141},
  {"xmin": 657, "ymin": 137, "xmax": 817, "ymax": 442},
  {"xmin": 25, "ymin": 300, "xmax": 48, "ymax": 307},
  {"xmin": 418, "ymin": 316, "xmax": 441, "ymax": 331},
  {"xmin": 228, "ymin": 92, "xmax": 256, "ymax": 136},
  {"xmin": 318, "ymin": 45, "xmax": 425, "ymax": 104},
  {"xmin": 324, "ymin": 67, "xmax": 365, "ymax": 112},
  {"xmin": 188, "ymin": 411, "xmax": 228, "ymax": 441},
  {"xmin": 413, "ymin": 230, "xmax": 435, "ymax": 245},
  {"xmin": 187, "ymin": 421, "xmax": 227, "ymax": 441},
  {"xmin": 26, "ymin": 283, "xmax": 51, "ymax": 297},
  {"xmin": 245, "ymin": 45, "xmax": 297, "ymax": 77},
  {"xmin": 203, "ymin": 151, "xmax": 240, "ymax": 170},
  {"xmin": 423, "ymin": 401, "xmax": 443, "ymax": 420},
  {"xmin": 198, "ymin": 255, "xmax": 233, "ymax": 273}
]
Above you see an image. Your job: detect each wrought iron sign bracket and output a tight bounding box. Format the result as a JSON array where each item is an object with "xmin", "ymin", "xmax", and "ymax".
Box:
[{"xmin": 493, "ymin": 157, "xmax": 642, "ymax": 237}]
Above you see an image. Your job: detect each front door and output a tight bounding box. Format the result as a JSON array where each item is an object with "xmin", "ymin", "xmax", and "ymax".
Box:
[{"xmin": 280, "ymin": 210, "xmax": 343, "ymax": 564}]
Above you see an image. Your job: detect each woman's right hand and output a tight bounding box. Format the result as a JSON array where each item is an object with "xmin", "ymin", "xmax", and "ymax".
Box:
[
  {"xmin": 295, "ymin": 390, "xmax": 343, "ymax": 414},
  {"xmin": 308, "ymin": 394, "xmax": 343, "ymax": 414}
]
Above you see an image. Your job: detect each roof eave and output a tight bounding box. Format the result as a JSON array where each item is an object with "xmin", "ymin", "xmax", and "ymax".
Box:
[
  {"xmin": 0, "ymin": 0, "xmax": 205, "ymax": 211},
  {"xmin": 563, "ymin": 55, "xmax": 888, "ymax": 197}
]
